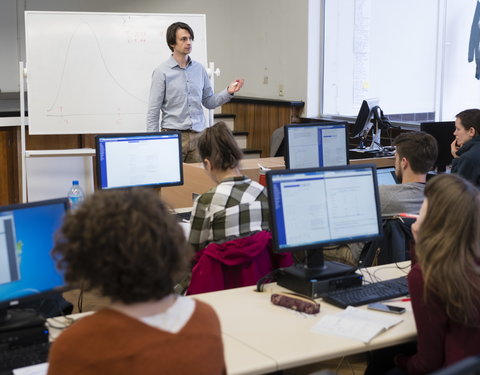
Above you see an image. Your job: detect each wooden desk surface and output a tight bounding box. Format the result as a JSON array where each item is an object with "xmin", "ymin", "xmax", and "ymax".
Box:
[
  {"xmin": 161, "ymin": 157, "xmax": 285, "ymax": 209},
  {"xmin": 161, "ymin": 156, "xmax": 395, "ymax": 209},
  {"xmin": 194, "ymin": 262, "xmax": 415, "ymax": 371},
  {"xmin": 350, "ymin": 156, "xmax": 395, "ymax": 167}
]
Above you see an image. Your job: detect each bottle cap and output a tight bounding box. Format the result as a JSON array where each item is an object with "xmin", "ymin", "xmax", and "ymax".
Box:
[{"xmin": 73, "ymin": 180, "xmax": 79, "ymax": 185}]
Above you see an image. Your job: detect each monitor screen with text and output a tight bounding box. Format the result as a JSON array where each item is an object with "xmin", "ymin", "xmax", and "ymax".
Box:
[
  {"xmin": 284, "ymin": 123, "xmax": 349, "ymax": 169},
  {"xmin": 268, "ymin": 165, "xmax": 382, "ymax": 252},
  {"xmin": 95, "ymin": 132, "xmax": 183, "ymax": 190}
]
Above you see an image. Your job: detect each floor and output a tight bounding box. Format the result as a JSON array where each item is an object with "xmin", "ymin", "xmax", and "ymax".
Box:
[
  {"xmin": 61, "ymin": 289, "xmax": 368, "ymax": 375},
  {"xmin": 285, "ymin": 356, "xmax": 367, "ymax": 375}
]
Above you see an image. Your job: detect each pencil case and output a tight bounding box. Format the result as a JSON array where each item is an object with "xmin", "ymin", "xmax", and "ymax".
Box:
[{"xmin": 271, "ymin": 292, "xmax": 320, "ymax": 314}]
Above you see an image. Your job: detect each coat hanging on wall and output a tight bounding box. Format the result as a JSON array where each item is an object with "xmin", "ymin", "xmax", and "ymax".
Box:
[{"xmin": 468, "ymin": 0, "xmax": 480, "ymax": 79}]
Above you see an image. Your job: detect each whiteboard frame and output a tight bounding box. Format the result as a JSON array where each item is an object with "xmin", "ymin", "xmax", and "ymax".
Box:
[{"xmin": 21, "ymin": 11, "xmax": 213, "ymax": 203}]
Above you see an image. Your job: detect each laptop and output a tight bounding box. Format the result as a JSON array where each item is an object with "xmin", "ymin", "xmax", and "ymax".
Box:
[{"xmin": 376, "ymin": 166, "xmax": 399, "ymax": 185}]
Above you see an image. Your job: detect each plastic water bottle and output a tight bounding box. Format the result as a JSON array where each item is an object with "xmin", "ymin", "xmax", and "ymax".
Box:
[{"xmin": 67, "ymin": 180, "xmax": 85, "ymax": 210}]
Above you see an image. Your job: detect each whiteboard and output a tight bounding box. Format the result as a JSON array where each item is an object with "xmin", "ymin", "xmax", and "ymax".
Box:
[{"xmin": 25, "ymin": 11, "xmax": 207, "ymax": 135}]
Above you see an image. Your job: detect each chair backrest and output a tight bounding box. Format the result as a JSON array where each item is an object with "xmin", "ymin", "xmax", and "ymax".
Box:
[
  {"xmin": 358, "ymin": 217, "xmax": 415, "ymax": 268},
  {"xmin": 186, "ymin": 231, "xmax": 293, "ymax": 295},
  {"xmin": 270, "ymin": 126, "xmax": 285, "ymax": 157},
  {"xmin": 430, "ymin": 356, "xmax": 480, "ymax": 375}
]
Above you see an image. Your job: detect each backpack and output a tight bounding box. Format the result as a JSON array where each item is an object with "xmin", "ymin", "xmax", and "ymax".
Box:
[{"xmin": 358, "ymin": 217, "xmax": 415, "ymax": 268}]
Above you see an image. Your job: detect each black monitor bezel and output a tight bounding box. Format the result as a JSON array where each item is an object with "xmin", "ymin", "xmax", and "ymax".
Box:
[
  {"xmin": 352, "ymin": 99, "xmax": 375, "ymax": 139},
  {"xmin": 0, "ymin": 197, "xmax": 70, "ymax": 311},
  {"xmin": 266, "ymin": 164, "xmax": 383, "ymax": 254},
  {"xmin": 420, "ymin": 121, "xmax": 456, "ymax": 172},
  {"xmin": 283, "ymin": 122, "xmax": 350, "ymax": 169},
  {"xmin": 95, "ymin": 131, "xmax": 184, "ymax": 190}
]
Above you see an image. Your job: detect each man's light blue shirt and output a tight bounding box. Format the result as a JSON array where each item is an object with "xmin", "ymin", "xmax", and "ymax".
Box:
[{"xmin": 146, "ymin": 56, "xmax": 232, "ymax": 132}]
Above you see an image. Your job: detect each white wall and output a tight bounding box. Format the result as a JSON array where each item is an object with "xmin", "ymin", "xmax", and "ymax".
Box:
[
  {"xmin": 0, "ymin": 0, "xmax": 309, "ymax": 104},
  {"xmin": 0, "ymin": 0, "xmax": 20, "ymax": 92},
  {"xmin": 228, "ymin": 0, "xmax": 309, "ymax": 102}
]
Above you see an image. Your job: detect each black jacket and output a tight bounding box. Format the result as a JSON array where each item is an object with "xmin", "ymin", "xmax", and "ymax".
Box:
[
  {"xmin": 451, "ymin": 136, "xmax": 480, "ymax": 188},
  {"xmin": 358, "ymin": 217, "xmax": 414, "ymax": 268}
]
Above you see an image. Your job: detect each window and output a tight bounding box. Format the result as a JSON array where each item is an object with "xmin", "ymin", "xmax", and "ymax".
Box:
[{"xmin": 318, "ymin": 0, "xmax": 480, "ymax": 124}]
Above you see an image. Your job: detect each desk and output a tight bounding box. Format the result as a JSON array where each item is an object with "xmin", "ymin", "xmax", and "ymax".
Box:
[
  {"xmin": 350, "ymin": 156, "xmax": 395, "ymax": 168},
  {"xmin": 193, "ymin": 262, "xmax": 415, "ymax": 372},
  {"xmin": 161, "ymin": 157, "xmax": 285, "ymax": 209},
  {"xmin": 47, "ymin": 263, "xmax": 414, "ymax": 375},
  {"xmin": 162, "ymin": 156, "xmax": 394, "ymax": 209},
  {"xmin": 47, "ymin": 313, "xmax": 276, "ymax": 375}
]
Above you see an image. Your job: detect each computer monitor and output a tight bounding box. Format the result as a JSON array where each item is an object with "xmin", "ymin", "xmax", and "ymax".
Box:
[
  {"xmin": 0, "ymin": 198, "xmax": 69, "ymax": 330},
  {"xmin": 95, "ymin": 132, "xmax": 183, "ymax": 190},
  {"xmin": 376, "ymin": 166, "xmax": 399, "ymax": 185},
  {"xmin": 266, "ymin": 165, "xmax": 383, "ymax": 293},
  {"xmin": 284, "ymin": 123, "xmax": 349, "ymax": 169},
  {"xmin": 420, "ymin": 121, "xmax": 456, "ymax": 173},
  {"xmin": 351, "ymin": 99, "xmax": 379, "ymax": 139}
]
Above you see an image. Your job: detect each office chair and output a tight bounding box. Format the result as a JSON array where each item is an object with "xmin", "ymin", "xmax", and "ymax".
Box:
[
  {"xmin": 358, "ymin": 216, "xmax": 415, "ymax": 268},
  {"xmin": 430, "ymin": 356, "xmax": 480, "ymax": 375},
  {"xmin": 270, "ymin": 126, "xmax": 285, "ymax": 157}
]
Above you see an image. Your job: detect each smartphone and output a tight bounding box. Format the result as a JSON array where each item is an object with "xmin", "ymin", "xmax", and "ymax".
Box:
[{"xmin": 367, "ymin": 302, "xmax": 406, "ymax": 314}]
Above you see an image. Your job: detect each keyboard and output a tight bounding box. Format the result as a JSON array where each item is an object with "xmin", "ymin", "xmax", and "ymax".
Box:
[
  {"xmin": 0, "ymin": 342, "xmax": 50, "ymax": 372},
  {"xmin": 323, "ymin": 276, "xmax": 409, "ymax": 308}
]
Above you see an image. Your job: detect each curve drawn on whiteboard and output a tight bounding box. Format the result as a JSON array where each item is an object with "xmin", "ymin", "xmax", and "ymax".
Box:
[{"xmin": 46, "ymin": 22, "xmax": 147, "ymax": 118}]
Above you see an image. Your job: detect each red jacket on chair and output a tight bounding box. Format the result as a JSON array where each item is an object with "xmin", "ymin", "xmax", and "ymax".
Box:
[{"xmin": 186, "ymin": 231, "xmax": 293, "ymax": 295}]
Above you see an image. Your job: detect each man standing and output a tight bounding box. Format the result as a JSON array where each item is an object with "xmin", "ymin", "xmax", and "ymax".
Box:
[
  {"xmin": 379, "ymin": 131, "xmax": 438, "ymax": 216},
  {"xmin": 147, "ymin": 22, "xmax": 244, "ymax": 162}
]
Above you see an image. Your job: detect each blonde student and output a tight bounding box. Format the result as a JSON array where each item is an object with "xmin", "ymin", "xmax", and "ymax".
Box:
[{"xmin": 396, "ymin": 174, "xmax": 480, "ymax": 374}]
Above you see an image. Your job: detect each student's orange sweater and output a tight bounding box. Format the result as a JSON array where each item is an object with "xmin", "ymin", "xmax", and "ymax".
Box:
[{"xmin": 47, "ymin": 300, "xmax": 225, "ymax": 375}]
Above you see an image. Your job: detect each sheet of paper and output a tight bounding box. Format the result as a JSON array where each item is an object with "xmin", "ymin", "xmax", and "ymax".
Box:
[
  {"xmin": 13, "ymin": 362, "xmax": 48, "ymax": 375},
  {"xmin": 311, "ymin": 314, "xmax": 384, "ymax": 343},
  {"xmin": 311, "ymin": 306, "xmax": 403, "ymax": 343},
  {"xmin": 340, "ymin": 306, "xmax": 403, "ymax": 329}
]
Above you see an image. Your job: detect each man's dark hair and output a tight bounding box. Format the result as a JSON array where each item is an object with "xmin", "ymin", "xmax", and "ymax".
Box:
[
  {"xmin": 394, "ymin": 131, "xmax": 438, "ymax": 174},
  {"xmin": 456, "ymin": 108, "xmax": 480, "ymax": 136},
  {"xmin": 197, "ymin": 121, "xmax": 243, "ymax": 170},
  {"xmin": 52, "ymin": 188, "xmax": 192, "ymax": 304},
  {"xmin": 166, "ymin": 22, "xmax": 194, "ymax": 52}
]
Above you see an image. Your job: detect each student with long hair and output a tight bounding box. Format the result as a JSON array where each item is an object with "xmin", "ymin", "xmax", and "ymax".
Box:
[
  {"xmin": 47, "ymin": 189, "xmax": 225, "ymax": 375},
  {"xmin": 395, "ymin": 174, "xmax": 480, "ymax": 374},
  {"xmin": 188, "ymin": 121, "xmax": 269, "ymax": 252}
]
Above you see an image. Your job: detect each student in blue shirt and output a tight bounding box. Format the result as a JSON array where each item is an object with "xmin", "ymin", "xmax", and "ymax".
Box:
[{"xmin": 146, "ymin": 22, "xmax": 244, "ymax": 162}]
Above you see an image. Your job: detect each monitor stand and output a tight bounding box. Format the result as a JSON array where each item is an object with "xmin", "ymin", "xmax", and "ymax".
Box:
[{"xmin": 276, "ymin": 249, "xmax": 363, "ymax": 299}]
